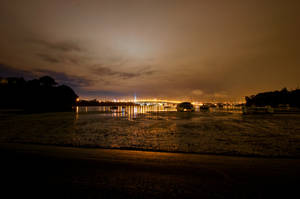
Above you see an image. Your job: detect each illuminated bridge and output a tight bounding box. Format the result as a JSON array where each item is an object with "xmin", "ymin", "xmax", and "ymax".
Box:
[
  {"xmin": 134, "ymin": 99, "xmax": 181, "ymax": 105},
  {"xmin": 133, "ymin": 99, "xmax": 203, "ymax": 107}
]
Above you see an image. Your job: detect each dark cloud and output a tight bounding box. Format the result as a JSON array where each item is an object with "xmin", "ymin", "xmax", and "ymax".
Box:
[
  {"xmin": 118, "ymin": 72, "xmax": 140, "ymax": 79},
  {"xmin": 30, "ymin": 39, "xmax": 82, "ymax": 53},
  {"xmin": 31, "ymin": 38, "xmax": 86, "ymax": 65},
  {"xmin": 92, "ymin": 65, "xmax": 155, "ymax": 80},
  {"xmin": 0, "ymin": 63, "xmax": 93, "ymax": 90},
  {"xmin": 36, "ymin": 53, "xmax": 82, "ymax": 64},
  {"xmin": 138, "ymin": 66, "xmax": 156, "ymax": 76},
  {"xmin": 0, "ymin": 63, "xmax": 35, "ymax": 79},
  {"xmin": 34, "ymin": 69, "xmax": 93, "ymax": 88},
  {"xmin": 36, "ymin": 53, "xmax": 61, "ymax": 63}
]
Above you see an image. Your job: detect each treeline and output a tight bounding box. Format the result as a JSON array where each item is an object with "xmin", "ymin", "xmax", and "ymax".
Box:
[
  {"xmin": 77, "ymin": 99, "xmax": 137, "ymax": 106},
  {"xmin": 245, "ymin": 88, "xmax": 300, "ymax": 108},
  {"xmin": 0, "ymin": 76, "xmax": 78, "ymax": 112}
]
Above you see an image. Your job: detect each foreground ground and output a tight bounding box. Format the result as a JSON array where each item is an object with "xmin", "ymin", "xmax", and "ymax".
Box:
[{"xmin": 1, "ymin": 143, "xmax": 300, "ymax": 199}]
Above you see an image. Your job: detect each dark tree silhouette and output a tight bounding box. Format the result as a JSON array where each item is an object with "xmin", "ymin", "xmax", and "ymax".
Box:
[
  {"xmin": 245, "ymin": 88, "xmax": 300, "ymax": 108},
  {"xmin": 39, "ymin": 76, "xmax": 57, "ymax": 87},
  {"xmin": 0, "ymin": 76, "xmax": 78, "ymax": 112}
]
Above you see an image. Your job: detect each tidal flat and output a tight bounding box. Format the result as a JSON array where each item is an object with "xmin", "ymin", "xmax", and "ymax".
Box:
[{"xmin": 1, "ymin": 107, "xmax": 300, "ymax": 158}]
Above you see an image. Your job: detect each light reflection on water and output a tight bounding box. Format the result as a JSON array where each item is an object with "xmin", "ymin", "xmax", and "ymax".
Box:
[
  {"xmin": 1, "ymin": 106, "xmax": 299, "ymax": 157},
  {"xmin": 76, "ymin": 105, "xmax": 178, "ymax": 120},
  {"xmin": 75, "ymin": 105, "xmax": 242, "ymax": 120}
]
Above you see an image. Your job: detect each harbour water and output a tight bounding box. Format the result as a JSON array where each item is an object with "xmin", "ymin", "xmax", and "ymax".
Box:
[{"xmin": 1, "ymin": 106, "xmax": 300, "ymax": 158}]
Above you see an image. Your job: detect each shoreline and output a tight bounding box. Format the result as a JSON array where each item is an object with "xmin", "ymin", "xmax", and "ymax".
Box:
[
  {"xmin": 1, "ymin": 142, "xmax": 300, "ymax": 198},
  {"xmin": 2, "ymin": 141, "xmax": 300, "ymax": 159}
]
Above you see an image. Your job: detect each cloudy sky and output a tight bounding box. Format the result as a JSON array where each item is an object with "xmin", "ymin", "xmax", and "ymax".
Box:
[{"xmin": 0, "ymin": 0, "xmax": 299, "ymax": 101}]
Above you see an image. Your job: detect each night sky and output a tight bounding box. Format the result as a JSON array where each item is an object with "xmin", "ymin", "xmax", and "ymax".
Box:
[{"xmin": 0, "ymin": 0, "xmax": 299, "ymax": 101}]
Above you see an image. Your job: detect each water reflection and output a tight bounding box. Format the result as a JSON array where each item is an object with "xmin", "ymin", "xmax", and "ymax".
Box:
[
  {"xmin": 75, "ymin": 105, "xmax": 242, "ymax": 120},
  {"xmin": 75, "ymin": 105, "xmax": 179, "ymax": 120},
  {"xmin": 1, "ymin": 106, "xmax": 299, "ymax": 157}
]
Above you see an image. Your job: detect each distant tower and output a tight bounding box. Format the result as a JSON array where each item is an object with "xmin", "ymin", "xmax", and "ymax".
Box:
[{"xmin": 134, "ymin": 93, "xmax": 137, "ymax": 103}]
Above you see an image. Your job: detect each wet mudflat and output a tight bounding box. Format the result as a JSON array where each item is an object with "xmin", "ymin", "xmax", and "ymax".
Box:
[
  {"xmin": 1, "ymin": 108, "xmax": 300, "ymax": 198},
  {"xmin": 1, "ymin": 108, "xmax": 300, "ymax": 158}
]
